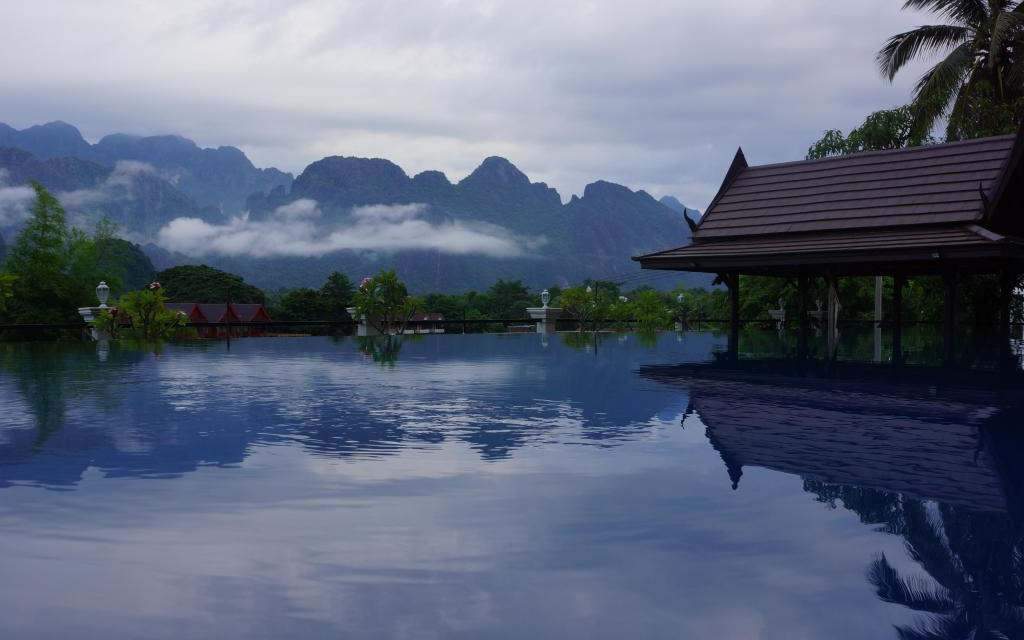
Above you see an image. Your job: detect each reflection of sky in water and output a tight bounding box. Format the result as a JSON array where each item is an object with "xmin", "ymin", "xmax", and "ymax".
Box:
[{"xmin": 0, "ymin": 333, "xmax": 1021, "ymax": 639}]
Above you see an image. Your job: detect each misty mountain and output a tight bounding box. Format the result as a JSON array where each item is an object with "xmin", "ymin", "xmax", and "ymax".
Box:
[
  {"xmin": 564, "ymin": 181, "xmax": 688, "ymax": 281},
  {"xmin": 2, "ymin": 120, "xmax": 706, "ymax": 293},
  {"xmin": 0, "ymin": 121, "xmax": 292, "ymax": 214},
  {"xmin": 0, "ymin": 146, "xmax": 217, "ymax": 237},
  {"xmin": 659, "ymin": 195, "xmax": 701, "ymax": 219},
  {"xmin": 0, "ymin": 121, "xmax": 94, "ymax": 159},
  {"xmin": 236, "ymin": 155, "xmax": 701, "ymax": 292}
]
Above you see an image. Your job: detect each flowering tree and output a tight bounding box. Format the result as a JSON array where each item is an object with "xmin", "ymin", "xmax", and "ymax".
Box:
[
  {"xmin": 559, "ymin": 286, "xmax": 612, "ymax": 332},
  {"xmin": 95, "ymin": 283, "xmax": 186, "ymax": 341},
  {"xmin": 352, "ymin": 270, "xmax": 418, "ymax": 336}
]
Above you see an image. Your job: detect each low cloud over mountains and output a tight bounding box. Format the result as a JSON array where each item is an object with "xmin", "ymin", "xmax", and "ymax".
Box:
[
  {"xmin": 157, "ymin": 200, "xmax": 541, "ymax": 259},
  {"xmin": 1, "ymin": 120, "xmax": 704, "ymax": 292}
]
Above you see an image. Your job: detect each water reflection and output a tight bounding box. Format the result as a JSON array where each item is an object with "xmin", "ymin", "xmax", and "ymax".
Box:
[
  {"xmin": 0, "ymin": 334, "xmax": 719, "ymax": 488},
  {"xmin": 646, "ymin": 369, "xmax": 1024, "ymax": 639},
  {"xmin": 6, "ymin": 334, "xmax": 1024, "ymax": 637},
  {"xmin": 356, "ymin": 335, "xmax": 406, "ymax": 365}
]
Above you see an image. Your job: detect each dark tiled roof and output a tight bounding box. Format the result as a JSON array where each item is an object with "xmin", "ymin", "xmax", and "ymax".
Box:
[
  {"xmin": 230, "ymin": 304, "xmax": 270, "ymax": 322},
  {"xmin": 642, "ymin": 225, "xmax": 1016, "ymax": 261},
  {"xmin": 695, "ymin": 135, "xmax": 1017, "ymax": 239},
  {"xmin": 196, "ymin": 304, "xmax": 234, "ymax": 323},
  {"xmin": 165, "ymin": 303, "xmax": 269, "ymax": 322}
]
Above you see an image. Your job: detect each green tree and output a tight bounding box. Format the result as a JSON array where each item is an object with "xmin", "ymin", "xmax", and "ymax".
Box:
[
  {"xmin": 878, "ymin": 0, "xmax": 1024, "ymax": 140},
  {"xmin": 94, "ymin": 234, "xmax": 157, "ymax": 294},
  {"xmin": 485, "ymin": 279, "xmax": 533, "ymax": 319},
  {"xmin": 0, "ymin": 274, "xmax": 15, "ymax": 315},
  {"xmin": 2, "ymin": 183, "xmax": 108, "ymax": 324},
  {"xmin": 97, "ymin": 287, "xmax": 186, "ymax": 341},
  {"xmin": 3, "ymin": 183, "xmax": 71, "ymax": 323},
  {"xmin": 632, "ymin": 290, "xmax": 672, "ymax": 330},
  {"xmin": 807, "ymin": 106, "xmax": 934, "ymax": 159},
  {"xmin": 320, "ymin": 271, "xmax": 354, "ymax": 319},
  {"xmin": 275, "ymin": 288, "xmax": 330, "ymax": 321},
  {"xmin": 157, "ymin": 265, "xmax": 265, "ymax": 304},
  {"xmin": 352, "ymin": 270, "xmax": 417, "ymax": 335},
  {"xmin": 559, "ymin": 285, "xmax": 612, "ymax": 332},
  {"xmin": 583, "ymin": 279, "xmax": 621, "ymax": 301},
  {"xmin": 421, "ymin": 292, "xmax": 468, "ymax": 320}
]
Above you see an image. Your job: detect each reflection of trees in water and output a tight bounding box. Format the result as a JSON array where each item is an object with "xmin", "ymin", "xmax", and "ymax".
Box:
[
  {"xmin": 0, "ymin": 342, "xmax": 143, "ymax": 450},
  {"xmin": 804, "ymin": 480, "xmax": 1024, "ymax": 639},
  {"xmin": 635, "ymin": 329, "xmax": 660, "ymax": 349},
  {"xmin": 1, "ymin": 335, "xmax": 685, "ymax": 487},
  {"xmin": 1, "ymin": 343, "xmax": 69, "ymax": 451},
  {"xmin": 679, "ymin": 369, "xmax": 1024, "ymax": 639},
  {"xmin": 804, "ymin": 481, "xmax": 907, "ymax": 535},
  {"xmin": 560, "ymin": 331, "xmax": 611, "ymax": 351},
  {"xmin": 356, "ymin": 335, "xmax": 408, "ymax": 365}
]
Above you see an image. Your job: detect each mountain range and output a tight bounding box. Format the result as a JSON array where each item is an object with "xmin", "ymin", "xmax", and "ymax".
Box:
[{"xmin": 0, "ymin": 120, "xmax": 704, "ymax": 292}]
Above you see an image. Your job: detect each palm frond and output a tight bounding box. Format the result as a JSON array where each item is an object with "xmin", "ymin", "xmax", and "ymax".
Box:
[
  {"xmin": 902, "ymin": 502, "xmax": 973, "ymax": 594},
  {"xmin": 1007, "ymin": 50, "xmax": 1024, "ymax": 88},
  {"xmin": 879, "ymin": 25, "xmax": 972, "ymax": 81},
  {"xmin": 907, "ymin": 42, "xmax": 974, "ymax": 137},
  {"xmin": 901, "ymin": 0, "xmax": 989, "ymax": 26},
  {"xmin": 990, "ymin": 11, "xmax": 1024, "ymax": 68},
  {"xmin": 868, "ymin": 554, "xmax": 957, "ymax": 613},
  {"xmin": 997, "ymin": 603, "xmax": 1024, "ymax": 628},
  {"xmin": 894, "ymin": 612, "xmax": 974, "ymax": 640},
  {"xmin": 944, "ymin": 80, "xmax": 976, "ymax": 140}
]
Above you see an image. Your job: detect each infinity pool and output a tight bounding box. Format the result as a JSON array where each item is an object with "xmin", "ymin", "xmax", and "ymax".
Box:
[{"xmin": 2, "ymin": 333, "xmax": 1022, "ymax": 639}]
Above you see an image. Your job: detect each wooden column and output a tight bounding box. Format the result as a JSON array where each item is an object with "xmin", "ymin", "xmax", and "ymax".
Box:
[
  {"xmin": 892, "ymin": 274, "xmax": 904, "ymax": 366},
  {"xmin": 1000, "ymin": 269, "xmax": 1016, "ymax": 370},
  {"xmin": 873, "ymin": 276, "xmax": 884, "ymax": 363},
  {"xmin": 725, "ymin": 273, "xmax": 740, "ymax": 361},
  {"xmin": 797, "ymin": 274, "xmax": 810, "ymax": 360},
  {"xmin": 825, "ymin": 276, "xmax": 841, "ymax": 360},
  {"xmin": 942, "ymin": 272, "xmax": 959, "ymax": 367}
]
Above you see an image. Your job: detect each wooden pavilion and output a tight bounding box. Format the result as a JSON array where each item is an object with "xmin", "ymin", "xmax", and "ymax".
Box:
[{"xmin": 634, "ymin": 127, "xmax": 1024, "ymax": 367}]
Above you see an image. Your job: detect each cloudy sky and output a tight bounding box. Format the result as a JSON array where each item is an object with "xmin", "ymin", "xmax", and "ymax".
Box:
[{"xmin": 0, "ymin": 0, "xmax": 932, "ymax": 209}]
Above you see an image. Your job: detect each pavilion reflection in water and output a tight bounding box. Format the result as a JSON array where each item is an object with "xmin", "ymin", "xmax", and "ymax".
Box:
[{"xmin": 644, "ymin": 367, "xmax": 1024, "ymax": 639}]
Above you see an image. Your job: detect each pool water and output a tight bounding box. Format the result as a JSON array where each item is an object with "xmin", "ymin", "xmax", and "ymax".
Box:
[{"xmin": 1, "ymin": 333, "xmax": 1023, "ymax": 639}]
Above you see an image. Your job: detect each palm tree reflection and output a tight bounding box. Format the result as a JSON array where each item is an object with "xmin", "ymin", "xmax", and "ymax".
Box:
[
  {"xmin": 867, "ymin": 501, "xmax": 1024, "ymax": 639},
  {"xmin": 662, "ymin": 370, "xmax": 1024, "ymax": 640}
]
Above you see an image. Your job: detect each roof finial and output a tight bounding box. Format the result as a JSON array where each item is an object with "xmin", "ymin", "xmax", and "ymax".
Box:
[{"xmin": 683, "ymin": 211, "xmax": 699, "ymax": 233}]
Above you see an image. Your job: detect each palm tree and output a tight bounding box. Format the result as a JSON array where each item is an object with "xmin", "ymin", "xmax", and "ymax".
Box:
[
  {"xmin": 878, "ymin": 0, "xmax": 1024, "ymax": 139},
  {"xmin": 867, "ymin": 501, "xmax": 1024, "ymax": 639}
]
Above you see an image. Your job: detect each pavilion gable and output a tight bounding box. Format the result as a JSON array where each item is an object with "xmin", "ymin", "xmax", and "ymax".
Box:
[{"xmin": 693, "ymin": 134, "xmax": 1018, "ymax": 240}]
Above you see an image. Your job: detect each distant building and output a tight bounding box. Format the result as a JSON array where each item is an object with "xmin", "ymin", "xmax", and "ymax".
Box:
[
  {"xmin": 406, "ymin": 313, "xmax": 445, "ymax": 334},
  {"xmin": 164, "ymin": 303, "xmax": 204, "ymax": 323},
  {"xmin": 164, "ymin": 302, "xmax": 272, "ymax": 338}
]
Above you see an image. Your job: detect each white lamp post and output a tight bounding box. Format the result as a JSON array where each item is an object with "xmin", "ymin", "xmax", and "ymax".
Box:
[
  {"xmin": 527, "ymin": 289, "xmax": 563, "ymax": 335},
  {"xmin": 96, "ymin": 281, "xmax": 110, "ymax": 308}
]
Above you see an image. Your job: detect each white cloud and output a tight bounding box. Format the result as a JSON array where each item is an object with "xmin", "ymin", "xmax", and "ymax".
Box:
[
  {"xmin": 273, "ymin": 198, "xmax": 321, "ymax": 220},
  {"xmin": 352, "ymin": 203, "xmax": 424, "ymax": 222},
  {"xmin": 0, "ymin": 170, "xmax": 35, "ymax": 227},
  {"xmin": 58, "ymin": 160, "xmax": 157, "ymax": 210},
  {"xmin": 155, "ymin": 200, "xmax": 539, "ymax": 258},
  {"xmin": 0, "ymin": 1, "xmax": 936, "ymax": 208}
]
